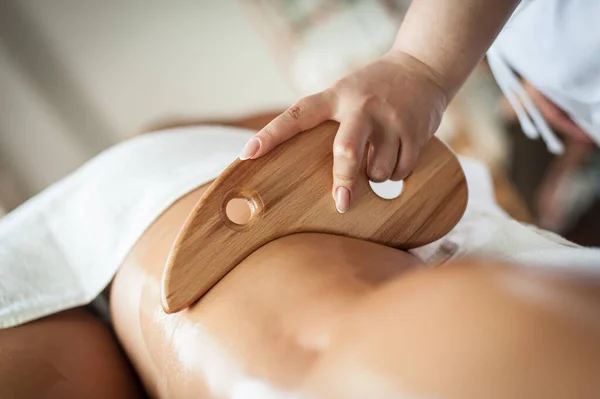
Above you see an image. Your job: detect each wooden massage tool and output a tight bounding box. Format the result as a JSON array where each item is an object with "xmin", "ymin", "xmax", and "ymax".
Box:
[{"xmin": 161, "ymin": 121, "xmax": 468, "ymax": 313}]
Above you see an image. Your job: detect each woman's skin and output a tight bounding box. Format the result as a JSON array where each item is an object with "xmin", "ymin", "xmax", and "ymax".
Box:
[
  {"xmin": 3, "ymin": 167, "xmax": 600, "ymax": 398},
  {"xmin": 303, "ymin": 262, "xmax": 600, "ymax": 399},
  {"xmin": 0, "ymin": 117, "xmax": 280, "ymax": 399},
  {"xmin": 1, "ymin": 114, "xmax": 598, "ymax": 398},
  {"xmin": 0, "ymin": 309, "xmax": 143, "ymax": 398},
  {"xmin": 111, "ymin": 182, "xmax": 600, "ymax": 399},
  {"xmin": 110, "ymin": 182, "xmax": 422, "ymax": 397}
]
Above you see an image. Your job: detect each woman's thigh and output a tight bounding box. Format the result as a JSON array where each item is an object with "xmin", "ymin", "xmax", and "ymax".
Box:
[{"xmin": 0, "ymin": 309, "xmax": 143, "ymax": 399}]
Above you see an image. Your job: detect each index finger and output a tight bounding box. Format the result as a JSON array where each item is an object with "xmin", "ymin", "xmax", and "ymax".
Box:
[{"xmin": 245, "ymin": 91, "xmax": 335, "ymax": 159}]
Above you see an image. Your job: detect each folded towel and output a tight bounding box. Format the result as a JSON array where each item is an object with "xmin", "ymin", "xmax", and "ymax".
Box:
[
  {"xmin": 2, "ymin": 126, "xmax": 599, "ymax": 329},
  {"xmin": 0, "ymin": 126, "xmax": 253, "ymax": 328},
  {"xmin": 412, "ymin": 157, "xmax": 600, "ymax": 276}
]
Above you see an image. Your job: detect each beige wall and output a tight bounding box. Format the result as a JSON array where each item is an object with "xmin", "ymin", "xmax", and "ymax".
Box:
[{"xmin": 0, "ymin": 0, "xmax": 294, "ymax": 203}]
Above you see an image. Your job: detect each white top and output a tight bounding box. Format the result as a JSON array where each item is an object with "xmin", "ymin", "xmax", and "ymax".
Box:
[
  {"xmin": 488, "ymin": 0, "xmax": 600, "ymax": 151},
  {"xmin": 1, "ymin": 126, "xmax": 599, "ymax": 329}
]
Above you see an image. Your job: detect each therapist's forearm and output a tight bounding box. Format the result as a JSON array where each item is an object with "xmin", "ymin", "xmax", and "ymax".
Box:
[{"xmin": 391, "ymin": 0, "xmax": 520, "ymax": 99}]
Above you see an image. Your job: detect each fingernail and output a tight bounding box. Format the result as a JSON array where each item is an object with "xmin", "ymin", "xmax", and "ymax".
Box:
[
  {"xmin": 335, "ymin": 186, "xmax": 350, "ymax": 213},
  {"xmin": 240, "ymin": 138, "xmax": 260, "ymax": 160}
]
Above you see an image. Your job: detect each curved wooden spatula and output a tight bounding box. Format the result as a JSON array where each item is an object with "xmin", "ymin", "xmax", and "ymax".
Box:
[{"xmin": 161, "ymin": 121, "xmax": 468, "ymax": 313}]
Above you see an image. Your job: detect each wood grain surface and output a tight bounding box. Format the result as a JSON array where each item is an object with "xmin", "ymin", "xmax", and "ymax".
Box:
[{"xmin": 161, "ymin": 121, "xmax": 468, "ymax": 313}]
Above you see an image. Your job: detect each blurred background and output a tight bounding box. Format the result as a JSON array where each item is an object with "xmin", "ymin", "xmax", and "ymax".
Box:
[{"xmin": 1, "ymin": 0, "xmax": 598, "ymax": 244}]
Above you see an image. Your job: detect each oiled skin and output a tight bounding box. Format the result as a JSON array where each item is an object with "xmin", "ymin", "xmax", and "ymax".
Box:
[
  {"xmin": 111, "ymin": 183, "xmax": 600, "ymax": 399},
  {"xmin": 2, "ymin": 178, "xmax": 599, "ymax": 399},
  {"xmin": 4, "ymin": 114, "xmax": 599, "ymax": 398}
]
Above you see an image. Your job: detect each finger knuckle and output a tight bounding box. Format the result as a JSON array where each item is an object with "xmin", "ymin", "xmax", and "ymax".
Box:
[
  {"xmin": 389, "ymin": 109, "xmax": 403, "ymax": 125},
  {"xmin": 333, "ymin": 142, "xmax": 359, "ymax": 161},
  {"xmin": 286, "ymin": 103, "xmax": 304, "ymax": 120},
  {"xmin": 336, "ymin": 91, "xmax": 374, "ymax": 114},
  {"xmin": 370, "ymin": 165, "xmax": 393, "ymax": 181},
  {"xmin": 387, "ymin": 111, "xmax": 402, "ymax": 125},
  {"xmin": 355, "ymin": 93, "xmax": 378, "ymax": 112}
]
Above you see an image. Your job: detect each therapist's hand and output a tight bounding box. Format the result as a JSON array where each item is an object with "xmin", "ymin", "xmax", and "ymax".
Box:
[
  {"xmin": 239, "ymin": 0, "xmax": 519, "ymax": 213},
  {"xmin": 239, "ymin": 51, "xmax": 449, "ymax": 213}
]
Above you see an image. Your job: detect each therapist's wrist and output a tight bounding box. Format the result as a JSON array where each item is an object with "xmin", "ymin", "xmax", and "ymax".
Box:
[{"xmin": 382, "ymin": 48, "xmax": 452, "ymax": 108}]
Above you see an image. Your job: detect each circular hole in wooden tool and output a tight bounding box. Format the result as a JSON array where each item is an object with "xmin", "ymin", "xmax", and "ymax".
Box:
[
  {"xmin": 225, "ymin": 197, "xmax": 254, "ymax": 225},
  {"xmin": 369, "ymin": 180, "xmax": 404, "ymax": 200}
]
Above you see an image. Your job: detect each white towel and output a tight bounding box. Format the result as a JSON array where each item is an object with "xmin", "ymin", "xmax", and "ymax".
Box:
[
  {"xmin": 1, "ymin": 126, "xmax": 599, "ymax": 329},
  {"xmin": 0, "ymin": 126, "xmax": 253, "ymax": 329},
  {"xmin": 411, "ymin": 157, "xmax": 600, "ymax": 276}
]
